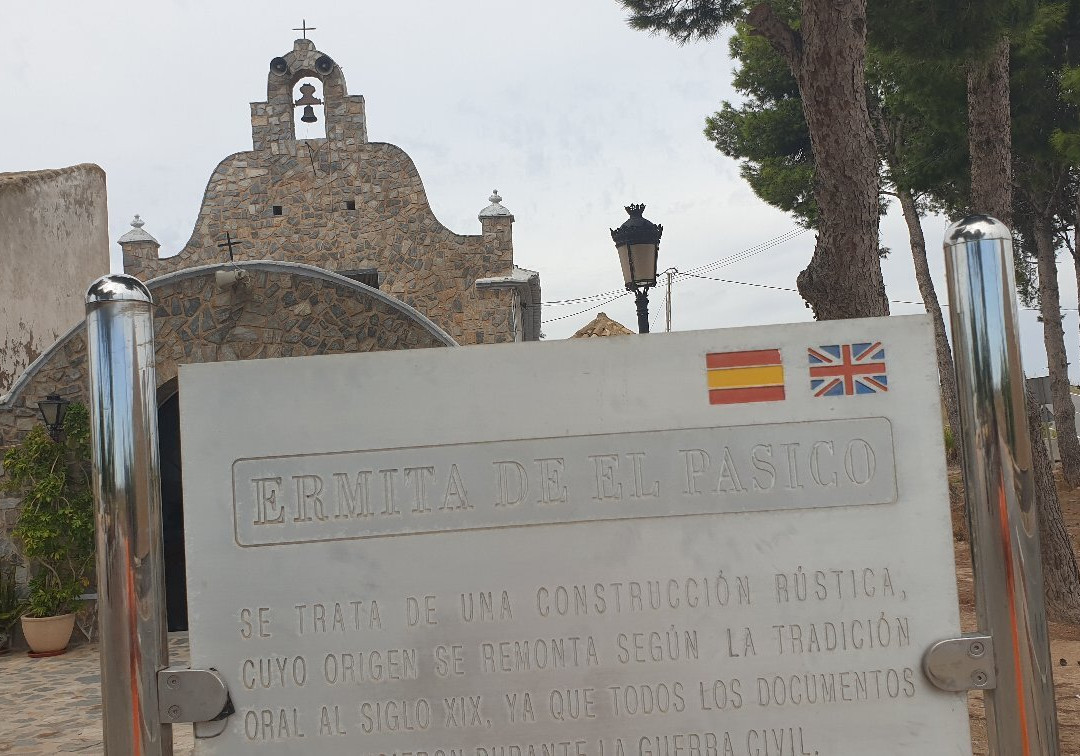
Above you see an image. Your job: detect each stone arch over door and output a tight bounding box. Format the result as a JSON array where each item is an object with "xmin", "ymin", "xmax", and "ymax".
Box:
[
  {"xmin": 0, "ymin": 263, "xmax": 458, "ymax": 611},
  {"xmin": 1, "ymin": 261, "xmax": 456, "ymax": 441}
]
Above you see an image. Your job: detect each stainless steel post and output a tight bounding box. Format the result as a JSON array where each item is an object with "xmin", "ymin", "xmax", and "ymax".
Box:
[
  {"xmin": 86, "ymin": 274, "xmax": 171, "ymax": 755},
  {"xmin": 944, "ymin": 215, "xmax": 1059, "ymax": 755}
]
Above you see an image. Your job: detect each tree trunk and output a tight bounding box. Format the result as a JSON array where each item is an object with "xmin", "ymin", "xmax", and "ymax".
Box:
[
  {"xmin": 1073, "ymin": 190, "xmax": 1080, "ymax": 399},
  {"xmin": 1026, "ymin": 390, "xmax": 1080, "ymax": 623},
  {"xmin": 966, "ymin": 34, "xmax": 1080, "ymax": 614},
  {"xmin": 748, "ymin": 0, "xmax": 887, "ymax": 321},
  {"xmin": 967, "ymin": 36, "xmax": 1013, "ymax": 225},
  {"xmin": 897, "ymin": 188, "xmax": 962, "ymax": 452},
  {"xmin": 1034, "ymin": 211, "xmax": 1080, "ymax": 487}
]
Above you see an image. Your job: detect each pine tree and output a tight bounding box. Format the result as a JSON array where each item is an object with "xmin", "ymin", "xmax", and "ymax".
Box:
[
  {"xmin": 705, "ymin": 27, "xmax": 967, "ymax": 451},
  {"xmin": 618, "ymin": 0, "xmax": 888, "ymax": 320}
]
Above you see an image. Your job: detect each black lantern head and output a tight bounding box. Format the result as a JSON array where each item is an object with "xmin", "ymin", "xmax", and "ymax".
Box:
[
  {"xmin": 37, "ymin": 393, "xmax": 70, "ymax": 440},
  {"xmin": 611, "ymin": 203, "xmax": 663, "ymax": 291}
]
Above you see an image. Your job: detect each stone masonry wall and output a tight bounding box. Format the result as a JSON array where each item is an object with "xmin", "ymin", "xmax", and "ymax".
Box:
[
  {"xmin": 0, "ymin": 266, "xmax": 456, "ymax": 543},
  {"xmin": 124, "ymin": 39, "xmax": 520, "ymax": 347}
]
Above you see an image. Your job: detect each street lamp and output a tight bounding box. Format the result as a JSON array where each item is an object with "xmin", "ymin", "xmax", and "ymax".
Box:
[
  {"xmin": 611, "ymin": 203, "xmax": 663, "ymax": 333},
  {"xmin": 37, "ymin": 393, "xmax": 70, "ymax": 441}
]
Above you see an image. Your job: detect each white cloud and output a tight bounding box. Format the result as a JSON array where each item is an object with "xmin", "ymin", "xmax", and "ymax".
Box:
[{"xmin": 3, "ymin": 0, "xmax": 1074, "ymax": 379}]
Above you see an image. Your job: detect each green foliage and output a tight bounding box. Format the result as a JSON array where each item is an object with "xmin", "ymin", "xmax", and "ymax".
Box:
[
  {"xmin": 616, "ymin": 0, "xmax": 744, "ymax": 43},
  {"xmin": 0, "ymin": 553, "xmax": 21, "ymax": 636},
  {"xmin": 704, "ymin": 22, "xmax": 818, "ymax": 226},
  {"xmin": 2, "ymin": 404, "xmax": 94, "ymax": 618},
  {"xmin": 22, "ymin": 574, "xmax": 85, "ymax": 618},
  {"xmin": 706, "ymin": 102, "xmax": 818, "ymax": 226},
  {"xmin": 1007, "ymin": 1, "xmax": 1080, "ymax": 307},
  {"xmin": 943, "ymin": 424, "xmax": 959, "ymax": 463},
  {"xmin": 702, "ymin": 0, "xmax": 1074, "ymax": 241},
  {"xmin": 868, "ymin": 51, "xmax": 969, "ymax": 213},
  {"xmin": 1011, "ymin": 3, "xmax": 1077, "ymax": 163},
  {"xmin": 1051, "ymin": 63, "xmax": 1080, "ymax": 162},
  {"xmin": 869, "ymin": 0, "xmax": 1037, "ymax": 60},
  {"xmin": 703, "ymin": 21, "xmax": 952, "ymax": 228},
  {"xmin": 622, "ymin": 0, "xmax": 1072, "ymax": 319}
]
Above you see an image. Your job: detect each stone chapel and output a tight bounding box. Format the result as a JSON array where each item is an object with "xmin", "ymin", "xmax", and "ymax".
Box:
[{"xmin": 0, "ymin": 37, "xmax": 541, "ymax": 629}]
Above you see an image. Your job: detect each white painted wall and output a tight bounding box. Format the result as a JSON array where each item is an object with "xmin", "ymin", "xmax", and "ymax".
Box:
[{"xmin": 0, "ymin": 164, "xmax": 109, "ymax": 393}]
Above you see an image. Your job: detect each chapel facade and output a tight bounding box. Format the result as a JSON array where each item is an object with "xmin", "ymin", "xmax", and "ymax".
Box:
[
  {"xmin": 1, "ymin": 35, "xmax": 541, "ymax": 446},
  {"xmin": 0, "ymin": 37, "xmax": 541, "ymax": 628},
  {"xmin": 124, "ymin": 36, "xmax": 540, "ymax": 346}
]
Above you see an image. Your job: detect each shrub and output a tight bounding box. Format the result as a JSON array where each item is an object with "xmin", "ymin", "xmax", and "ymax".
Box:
[
  {"xmin": 0, "ymin": 553, "xmax": 21, "ymax": 638},
  {"xmin": 2, "ymin": 404, "xmax": 94, "ymax": 617}
]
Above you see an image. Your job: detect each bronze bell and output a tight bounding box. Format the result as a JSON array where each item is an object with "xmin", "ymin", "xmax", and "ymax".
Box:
[{"xmin": 294, "ymin": 82, "xmax": 322, "ymax": 124}]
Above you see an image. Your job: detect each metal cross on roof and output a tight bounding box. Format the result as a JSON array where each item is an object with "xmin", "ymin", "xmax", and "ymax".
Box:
[
  {"xmin": 218, "ymin": 232, "xmax": 239, "ymax": 262},
  {"xmin": 293, "ymin": 19, "xmax": 316, "ymax": 39}
]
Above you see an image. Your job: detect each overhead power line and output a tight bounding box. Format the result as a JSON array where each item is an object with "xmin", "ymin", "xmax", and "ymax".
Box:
[
  {"xmin": 677, "ymin": 272, "xmax": 800, "ymax": 294},
  {"xmin": 682, "ymin": 228, "xmax": 807, "ymax": 277},
  {"xmin": 678, "ymin": 272, "xmax": 929, "ymax": 307},
  {"xmin": 540, "ymin": 228, "xmax": 1044, "ymax": 328},
  {"xmin": 542, "ymin": 264, "xmax": 1080, "ymax": 330},
  {"xmin": 542, "ymin": 288, "xmax": 626, "ymax": 306},
  {"xmin": 541, "ymin": 226, "xmax": 807, "ymax": 307},
  {"xmin": 651, "ymin": 293, "xmax": 667, "ymax": 328},
  {"xmin": 540, "ymin": 291, "xmax": 629, "ymax": 324}
]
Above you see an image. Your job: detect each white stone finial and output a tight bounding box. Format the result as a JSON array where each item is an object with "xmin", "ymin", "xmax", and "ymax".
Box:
[
  {"xmin": 479, "ymin": 189, "xmax": 513, "ymax": 220},
  {"xmin": 118, "ymin": 214, "xmax": 159, "ymax": 246}
]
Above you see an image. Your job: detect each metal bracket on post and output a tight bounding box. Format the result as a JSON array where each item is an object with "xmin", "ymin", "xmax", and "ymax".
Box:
[
  {"xmin": 923, "ymin": 634, "xmax": 996, "ymax": 692},
  {"xmin": 158, "ymin": 667, "xmax": 233, "ymax": 738}
]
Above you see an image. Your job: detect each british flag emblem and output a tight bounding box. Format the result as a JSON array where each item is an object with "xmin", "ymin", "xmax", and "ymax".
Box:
[{"xmin": 808, "ymin": 342, "xmax": 887, "ymax": 397}]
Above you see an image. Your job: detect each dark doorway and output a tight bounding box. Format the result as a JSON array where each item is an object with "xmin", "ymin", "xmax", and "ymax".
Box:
[{"xmin": 159, "ymin": 390, "xmax": 188, "ymax": 631}]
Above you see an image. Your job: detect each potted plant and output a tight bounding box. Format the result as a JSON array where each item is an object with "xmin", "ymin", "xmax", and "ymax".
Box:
[{"xmin": 2, "ymin": 403, "xmax": 94, "ymax": 655}]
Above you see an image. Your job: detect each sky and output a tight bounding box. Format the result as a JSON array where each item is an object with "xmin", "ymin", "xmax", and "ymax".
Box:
[{"xmin": 2, "ymin": 0, "xmax": 1078, "ymax": 379}]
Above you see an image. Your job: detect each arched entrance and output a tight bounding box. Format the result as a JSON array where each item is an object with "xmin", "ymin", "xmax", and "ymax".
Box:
[
  {"xmin": 158, "ymin": 384, "xmax": 187, "ymax": 631},
  {"xmin": 0, "ymin": 262, "xmax": 461, "ymax": 636}
]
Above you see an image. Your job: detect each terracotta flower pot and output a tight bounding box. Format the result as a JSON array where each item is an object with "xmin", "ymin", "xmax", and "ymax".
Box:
[{"xmin": 21, "ymin": 613, "xmax": 76, "ymax": 655}]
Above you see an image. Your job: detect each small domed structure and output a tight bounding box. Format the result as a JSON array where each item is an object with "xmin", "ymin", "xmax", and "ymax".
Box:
[
  {"xmin": 478, "ymin": 190, "xmax": 513, "ymax": 221},
  {"xmin": 117, "ymin": 215, "xmax": 160, "ymax": 268}
]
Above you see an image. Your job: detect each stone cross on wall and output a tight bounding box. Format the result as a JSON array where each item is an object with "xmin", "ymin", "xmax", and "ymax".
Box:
[{"xmin": 218, "ymin": 232, "xmax": 239, "ymax": 262}]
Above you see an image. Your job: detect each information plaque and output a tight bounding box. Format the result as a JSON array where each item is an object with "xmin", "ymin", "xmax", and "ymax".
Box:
[{"xmin": 180, "ymin": 315, "xmax": 972, "ymax": 755}]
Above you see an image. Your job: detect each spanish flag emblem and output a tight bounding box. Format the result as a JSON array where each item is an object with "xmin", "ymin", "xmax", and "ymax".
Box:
[{"xmin": 706, "ymin": 349, "xmax": 785, "ymax": 404}]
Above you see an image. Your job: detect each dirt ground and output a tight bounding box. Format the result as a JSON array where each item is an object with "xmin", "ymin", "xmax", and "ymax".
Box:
[{"xmin": 950, "ymin": 468, "xmax": 1080, "ymax": 754}]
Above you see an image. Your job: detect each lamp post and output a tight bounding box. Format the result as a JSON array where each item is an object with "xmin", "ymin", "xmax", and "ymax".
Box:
[
  {"xmin": 37, "ymin": 393, "xmax": 70, "ymax": 441},
  {"xmin": 611, "ymin": 203, "xmax": 663, "ymax": 333}
]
